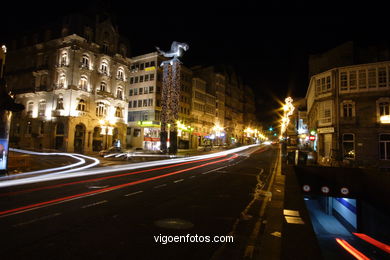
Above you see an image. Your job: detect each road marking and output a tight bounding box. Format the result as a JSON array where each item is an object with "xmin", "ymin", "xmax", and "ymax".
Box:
[
  {"xmin": 125, "ymin": 190, "xmax": 144, "ymax": 196},
  {"xmin": 174, "ymin": 179, "xmax": 184, "ymax": 183},
  {"xmin": 201, "ymin": 166, "xmax": 229, "ymax": 175},
  {"xmin": 154, "ymin": 184, "xmax": 167, "ymax": 188},
  {"xmin": 189, "ymin": 176, "xmax": 196, "ymax": 178},
  {"xmin": 13, "ymin": 212, "xmax": 62, "ymax": 227},
  {"xmin": 81, "ymin": 200, "xmax": 108, "ymax": 209},
  {"xmin": 88, "ymin": 185, "xmax": 109, "ymax": 189}
]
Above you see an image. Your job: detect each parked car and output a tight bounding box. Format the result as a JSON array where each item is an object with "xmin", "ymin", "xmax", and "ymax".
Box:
[{"xmin": 99, "ymin": 146, "xmax": 123, "ymax": 157}]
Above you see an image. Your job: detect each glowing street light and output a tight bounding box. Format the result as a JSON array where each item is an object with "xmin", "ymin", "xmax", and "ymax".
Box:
[{"xmin": 280, "ymin": 97, "xmax": 295, "ymax": 138}]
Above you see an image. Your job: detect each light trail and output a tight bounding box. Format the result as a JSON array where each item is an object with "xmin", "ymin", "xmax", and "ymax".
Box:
[
  {"xmin": 5, "ymin": 148, "xmax": 100, "ymax": 178},
  {"xmin": 353, "ymin": 233, "xmax": 390, "ymax": 254},
  {"xmin": 335, "ymin": 238, "xmax": 370, "ymax": 260},
  {"xmin": 0, "ymin": 154, "xmax": 238, "ymax": 218},
  {"xmin": 0, "ymin": 144, "xmax": 260, "ymax": 188},
  {"xmin": 0, "ymin": 154, "xmax": 227, "ymax": 197}
]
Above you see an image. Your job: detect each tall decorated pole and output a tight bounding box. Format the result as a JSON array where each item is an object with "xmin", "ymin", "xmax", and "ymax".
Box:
[
  {"xmin": 156, "ymin": 41, "xmax": 189, "ymax": 154},
  {"xmin": 0, "ymin": 45, "xmax": 24, "ymax": 175}
]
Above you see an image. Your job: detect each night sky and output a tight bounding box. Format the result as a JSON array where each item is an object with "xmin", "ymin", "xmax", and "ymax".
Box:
[{"xmin": 1, "ymin": 1, "xmax": 387, "ymax": 126}]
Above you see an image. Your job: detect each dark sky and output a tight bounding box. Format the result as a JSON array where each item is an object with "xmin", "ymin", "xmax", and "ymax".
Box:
[{"xmin": 1, "ymin": 1, "xmax": 387, "ymax": 126}]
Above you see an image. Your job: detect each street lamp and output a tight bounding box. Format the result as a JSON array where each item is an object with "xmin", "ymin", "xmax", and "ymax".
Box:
[
  {"xmin": 212, "ymin": 124, "xmax": 224, "ymax": 146},
  {"xmin": 99, "ymin": 119, "xmax": 113, "ymax": 149}
]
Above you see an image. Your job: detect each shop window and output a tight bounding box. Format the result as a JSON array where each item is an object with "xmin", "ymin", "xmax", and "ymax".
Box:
[{"xmin": 342, "ymin": 134, "xmax": 355, "ymax": 159}]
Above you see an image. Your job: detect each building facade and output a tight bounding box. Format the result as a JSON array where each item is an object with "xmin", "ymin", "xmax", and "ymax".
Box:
[
  {"xmin": 306, "ymin": 61, "xmax": 390, "ymax": 169},
  {"xmin": 6, "ymin": 13, "xmax": 129, "ymax": 153}
]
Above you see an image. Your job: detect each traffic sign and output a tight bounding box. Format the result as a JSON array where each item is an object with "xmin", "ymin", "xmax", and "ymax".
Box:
[
  {"xmin": 321, "ymin": 186, "xmax": 330, "ymax": 194},
  {"xmin": 340, "ymin": 187, "xmax": 349, "ymax": 195},
  {"xmin": 302, "ymin": 185, "xmax": 311, "ymax": 192}
]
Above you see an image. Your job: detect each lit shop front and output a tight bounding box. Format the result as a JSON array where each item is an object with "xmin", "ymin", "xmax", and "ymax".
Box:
[{"xmin": 138, "ymin": 121, "xmax": 161, "ymax": 151}]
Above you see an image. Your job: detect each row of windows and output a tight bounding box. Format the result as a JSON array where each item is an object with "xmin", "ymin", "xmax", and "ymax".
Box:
[
  {"xmin": 128, "ymin": 99, "xmax": 154, "ymax": 108},
  {"xmin": 340, "ymin": 67, "xmax": 390, "ymax": 92},
  {"xmin": 130, "ymin": 74, "xmax": 155, "ymax": 84},
  {"xmin": 129, "ymin": 86, "xmax": 154, "ymax": 96},
  {"xmin": 342, "ymin": 133, "xmax": 390, "ymax": 160},
  {"xmin": 130, "ymin": 61, "xmax": 156, "ymax": 72},
  {"xmin": 316, "ymin": 76, "xmax": 331, "ymax": 94},
  {"xmin": 77, "ymin": 54, "xmax": 127, "ymax": 80},
  {"xmin": 340, "ymin": 101, "xmax": 389, "ymax": 118}
]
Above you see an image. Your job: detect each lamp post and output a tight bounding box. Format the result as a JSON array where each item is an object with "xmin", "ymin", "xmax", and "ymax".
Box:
[{"xmin": 100, "ymin": 119, "xmax": 113, "ymax": 150}]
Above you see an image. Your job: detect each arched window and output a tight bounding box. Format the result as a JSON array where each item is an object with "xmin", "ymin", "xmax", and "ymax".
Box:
[
  {"xmin": 27, "ymin": 101, "xmax": 34, "ymax": 117},
  {"xmin": 99, "ymin": 82, "xmax": 106, "ymax": 92},
  {"xmin": 100, "ymin": 59, "xmax": 109, "ymax": 75},
  {"xmin": 38, "ymin": 100, "xmax": 46, "ymax": 117},
  {"xmin": 117, "ymin": 68, "xmax": 125, "ymax": 81},
  {"xmin": 96, "ymin": 102, "xmax": 107, "ymax": 117},
  {"xmin": 60, "ymin": 51, "xmax": 68, "ymax": 66},
  {"xmin": 115, "ymin": 107, "xmax": 122, "ymax": 118},
  {"xmin": 77, "ymin": 99, "xmax": 86, "ymax": 111},
  {"xmin": 79, "ymin": 75, "xmax": 89, "ymax": 91},
  {"xmin": 56, "ymin": 94, "xmax": 64, "ymax": 110},
  {"xmin": 81, "ymin": 54, "xmax": 89, "ymax": 68},
  {"xmin": 116, "ymin": 86, "xmax": 123, "ymax": 99},
  {"xmin": 58, "ymin": 73, "xmax": 66, "ymax": 88}
]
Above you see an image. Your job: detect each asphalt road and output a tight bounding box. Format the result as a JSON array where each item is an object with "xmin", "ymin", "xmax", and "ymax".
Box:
[{"xmin": 0, "ymin": 145, "xmax": 279, "ymax": 260}]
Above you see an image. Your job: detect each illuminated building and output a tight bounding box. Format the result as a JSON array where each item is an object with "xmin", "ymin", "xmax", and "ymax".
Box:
[
  {"xmin": 127, "ymin": 53, "xmax": 194, "ymax": 151},
  {"xmin": 306, "ymin": 44, "xmax": 390, "ymax": 169},
  {"xmin": 6, "ymin": 12, "xmax": 129, "ymax": 153}
]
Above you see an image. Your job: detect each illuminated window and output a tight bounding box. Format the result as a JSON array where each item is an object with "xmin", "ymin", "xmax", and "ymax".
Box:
[
  {"xmin": 96, "ymin": 102, "xmax": 107, "ymax": 117},
  {"xmin": 81, "ymin": 54, "xmax": 89, "ymax": 68},
  {"xmin": 143, "ymin": 99, "xmax": 147, "ymax": 107},
  {"xmin": 326, "ymin": 76, "xmax": 331, "ymax": 90},
  {"xmin": 38, "ymin": 100, "xmax": 46, "ymax": 117},
  {"xmin": 56, "ymin": 95, "xmax": 64, "ymax": 110},
  {"xmin": 379, "ymin": 134, "xmax": 390, "ymax": 160},
  {"xmin": 100, "ymin": 60, "xmax": 109, "ymax": 75},
  {"xmin": 144, "ymin": 87, "xmax": 148, "ymax": 94},
  {"xmin": 58, "ymin": 73, "xmax": 66, "ymax": 88},
  {"xmin": 77, "ymin": 99, "xmax": 86, "ymax": 111},
  {"xmin": 115, "ymin": 107, "xmax": 122, "ymax": 117},
  {"xmin": 117, "ymin": 68, "xmax": 125, "ymax": 80},
  {"xmin": 79, "ymin": 75, "xmax": 89, "ymax": 91},
  {"xmin": 61, "ymin": 52, "xmax": 68, "ymax": 66},
  {"xmin": 27, "ymin": 101, "xmax": 34, "ymax": 117},
  {"xmin": 134, "ymin": 88, "xmax": 138, "ymax": 95},
  {"xmin": 148, "ymin": 98, "xmax": 153, "ymax": 106}
]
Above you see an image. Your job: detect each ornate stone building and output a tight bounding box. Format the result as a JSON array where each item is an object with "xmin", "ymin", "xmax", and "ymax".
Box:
[{"xmin": 6, "ymin": 13, "xmax": 129, "ymax": 153}]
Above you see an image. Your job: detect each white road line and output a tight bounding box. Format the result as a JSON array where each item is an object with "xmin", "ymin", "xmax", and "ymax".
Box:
[
  {"xmin": 81, "ymin": 200, "xmax": 108, "ymax": 209},
  {"xmin": 125, "ymin": 190, "xmax": 144, "ymax": 197},
  {"xmin": 13, "ymin": 212, "xmax": 62, "ymax": 227},
  {"xmin": 88, "ymin": 185, "xmax": 109, "ymax": 189},
  {"xmin": 173, "ymin": 179, "xmax": 184, "ymax": 183},
  {"xmin": 189, "ymin": 176, "xmax": 196, "ymax": 178},
  {"xmin": 154, "ymin": 184, "xmax": 167, "ymax": 189},
  {"xmin": 201, "ymin": 166, "xmax": 229, "ymax": 175}
]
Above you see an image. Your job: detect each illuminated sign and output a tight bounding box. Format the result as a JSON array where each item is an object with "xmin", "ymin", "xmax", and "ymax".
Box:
[
  {"xmin": 145, "ymin": 66, "xmax": 156, "ymax": 72},
  {"xmin": 380, "ymin": 115, "xmax": 390, "ymax": 124},
  {"xmin": 309, "ymin": 135, "xmax": 316, "ymax": 141},
  {"xmin": 138, "ymin": 121, "xmax": 161, "ymax": 127},
  {"xmin": 0, "ymin": 111, "xmax": 11, "ymax": 172},
  {"xmin": 317, "ymin": 127, "xmax": 334, "ymax": 134}
]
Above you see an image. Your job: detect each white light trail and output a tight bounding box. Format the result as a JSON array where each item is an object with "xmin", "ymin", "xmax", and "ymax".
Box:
[{"xmin": 0, "ymin": 144, "xmax": 260, "ymax": 188}]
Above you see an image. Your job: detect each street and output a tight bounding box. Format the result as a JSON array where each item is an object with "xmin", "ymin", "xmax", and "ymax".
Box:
[{"xmin": 0, "ymin": 145, "xmax": 278, "ymax": 259}]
